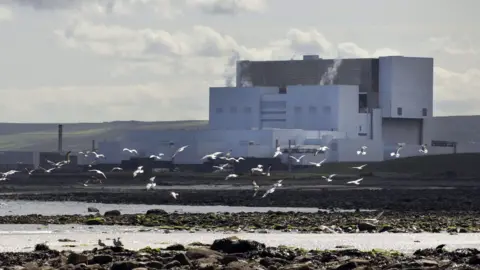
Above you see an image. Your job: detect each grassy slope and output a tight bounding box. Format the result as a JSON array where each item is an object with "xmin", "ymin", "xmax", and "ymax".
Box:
[{"xmin": 0, "ymin": 121, "xmax": 208, "ymax": 151}]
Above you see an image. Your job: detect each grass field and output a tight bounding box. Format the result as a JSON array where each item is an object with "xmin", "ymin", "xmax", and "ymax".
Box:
[{"xmin": 0, "ymin": 121, "xmax": 208, "ymax": 151}]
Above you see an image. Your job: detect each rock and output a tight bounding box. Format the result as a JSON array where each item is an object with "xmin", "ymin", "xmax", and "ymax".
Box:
[
  {"xmin": 87, "ymin": 207, "xmax": 99, "ymax": 213},
  {"xmin": 110, "ymin": 261, "xmax": 138, "ymax": 270},
  {"xmin": 279, "ymin": 262, "xmax": 314, "ymax": 270},
  {"xmin": 34, "ymin": 243, "xmax": 50, "ymax": 251},
  {"xmin": 166, "ymin": 244, "xmax": 185, "ymax": 251},
  {"xmin": 85, "ymin": 218, "xmax": 104, "ymax": 225},
  {"xmin": 104, "ymin": 210, "xmax": 121, "ymax": 217},
  {"xmin": 224, "ymin": 260, "xmax": 254, "ymax": 270},
  {"xmin": 145, "ymin": 209, "xmax": 167, "ymax": 215},
  {"xmin": 186, "ymin": 248, "xmax": 222, "ymax": 259},
  {"xmin": 145, "ymin": 261, "xmax": 163, "ymax": 269},
  {"xmin": 469, "ymin": 254, "xmax": 480, "ymax": 265},
  {"xmin": 164, "ymin": 260, "xmax": 181, "ymax": 269},
  {"xmin": 92, "ymin": 255, "xmax": 113, "ymax": 264},
  {"xmin": 357, "ymin": 222, "xmax": 376, "ymax": 232},
  {"xmin": 173, "ymin": 253, "xmax": 191, "ymax": 266},
  {"xmin": 414, "ymin": 259, "xmax": 438, "ymax": 267},
  {"xmin": 67, "ymin": 253, "xmax": 88, "ymax": 265},
  {"xmin": 210, "ymin": 237, "xmax": 265, "ymax": 254}
]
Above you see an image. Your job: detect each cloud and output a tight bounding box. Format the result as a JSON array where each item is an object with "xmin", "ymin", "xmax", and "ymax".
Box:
[
  {"xmin": 0, "ymin": 6, "xmax": 13, "ymax": 21},
  {"xmin": 187, "ymin": 0, "xmax": 266, "ymax": 15},
  {"xmin": 428, "ymin": 37, "xmax": 478, "ymax": 55}
]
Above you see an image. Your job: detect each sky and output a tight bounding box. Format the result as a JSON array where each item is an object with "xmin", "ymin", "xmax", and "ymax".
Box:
[{"xmin": 0, "ymin": 0, "xmax": 478, "ymax": 123}]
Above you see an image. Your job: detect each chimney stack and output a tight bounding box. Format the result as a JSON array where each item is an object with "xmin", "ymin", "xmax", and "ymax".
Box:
[{"xmin": 57, "ymin": 124, "xmax": 63, "ymax": 153}]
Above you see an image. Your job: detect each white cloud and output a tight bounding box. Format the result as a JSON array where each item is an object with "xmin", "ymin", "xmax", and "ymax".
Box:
[
  {"xmin": 187, "ymin": 0, "xmax": 266, "ymax": 15},
  {"xmin": 0, "ymin": 6, "xmax": 13, "ymax": 21},
  {"xmin": 428, "ymin": 37, "xmax": 478, "ymax": 55}
]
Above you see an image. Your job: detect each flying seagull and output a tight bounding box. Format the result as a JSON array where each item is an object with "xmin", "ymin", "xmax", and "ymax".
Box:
[
  {"xmin": 88, "ymin": 169, "xmax": 107, "ymax": 179},
  {"xmin": 309, "ymin": 158, "xmax": 327, "ymax": 167},
  {"xmin": 123, "ymin": 148, "xmax": 138, "ymax": 155},
  {"xmin": 314, "ymin": 146, "xmax": 329, "ymax": 156},
  {"xmin": 419, "ymin": 144, "xmax": 428, "ymax": 154},
  {"xmin": 290, "ymin": 155, "xmax": 305, "ymax": 163},
  {"xmin": 347, "ymin": 178, "xmax": 363, "ymax": 185},
  {"xmin": 351, "ymin": 164, "xmax": 367, "ymax": 170},
  {"xmin": 172, "ymin": 145, "xmax": 189, "ymax": 159},
  {"xmin": 322, "ymin": 174, "xmax": 336, "ymax": 182},
  {"xmin": 356, "ymin": 146, "xmax": 367, "ymax": 155},
  {"xmin": 273, "ymin": 147, "xmax": 282, "ymax": 158}
]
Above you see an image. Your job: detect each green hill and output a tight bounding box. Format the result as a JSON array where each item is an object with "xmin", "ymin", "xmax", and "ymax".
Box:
[{"xmin": 0, "ymin": 121, "xmax": 208, "ymax": 151}]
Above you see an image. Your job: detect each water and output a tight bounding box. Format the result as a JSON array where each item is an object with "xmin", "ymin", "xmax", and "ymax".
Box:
[
  {"xmin": 0, "ymin": 224, "xmax": 478, "ymax": 253},
  {"xmin": 0, "ymin": 200, "xmax": 342, "ymax": 216}
]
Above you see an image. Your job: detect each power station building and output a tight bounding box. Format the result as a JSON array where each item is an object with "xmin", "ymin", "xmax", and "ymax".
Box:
[{"xmin": 94, "ymin": 55, "xmax": 480, "ymax": 165}]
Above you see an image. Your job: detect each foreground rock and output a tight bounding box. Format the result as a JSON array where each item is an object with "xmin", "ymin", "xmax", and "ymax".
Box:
[
  {"xmin": 0, "ymin": 211, "xmax": 479, "ymax": 233},
  {"xmin": 1, "ymin": 238, "xmax": 479, "ymax": 269},
  {"xmin": 1, "ymin": 187, "xmax": 480, "ymax": 211}
]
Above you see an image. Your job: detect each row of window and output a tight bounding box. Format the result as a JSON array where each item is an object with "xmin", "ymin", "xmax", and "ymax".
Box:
[
  {"xmin": 216, "ymin": 107, "xmax": 252, "ymax": 114},
  {"xmin": 215, "ymin": 106, "xmax": 332, "ymax": 114},
  {"xmin": 397, "ymin": 107, "xmax": 428, "ymax": 116}
]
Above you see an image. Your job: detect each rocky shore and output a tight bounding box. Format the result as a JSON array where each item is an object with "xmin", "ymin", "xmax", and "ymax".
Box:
[
  {"xmin": 0, "ymin": 210, "xmax": 479, "ymax": 233},
  {"xmin": 1, "ymin": 187, "xmax": 480, "ymax": 211},
  {"xmin": 1, "ymin": 237, "xmax": 479, "ymax": 269}
]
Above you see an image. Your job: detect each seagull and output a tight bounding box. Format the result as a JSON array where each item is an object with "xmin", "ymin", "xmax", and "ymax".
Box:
[
  {"xmin": 213, "ymin": 163, "xmax": 229, "ymax": 172},
  {"xmin": 273, "ymin": 179, "xmax": 283, "ymax": 188},
  {"xmin": 314, "ymin": 146, "xmax": 329, "ymax": 156},
  {"xmin": 170, "ymin": 191, "xmax": 179, "ymax": 199},
  {"xmin": 202, "ymin": 152, "xmax": 223, "ymax": 160},
  {"xmin": 111, "ymin": 167, "xmax": 123, "ymax": 172},
  {"xmin": 322, "ymin": 174, "xmax": 336, "ymax": 182},
  {"xmin": 0, "ymin": 177, "xmax": 8, "ymax": 181},
  {"xmin": 252, "ymin": 180, "xmax": 259, "ymax": 197},
  {"xmin": 273, "ymin": 147, "xmax": 282, "ymax": 158},
  {"xmin": 351, "ymin": 164, "xmax": 367, "ymax": 170},
  {"xmin": 1, "ymin": 170, "xmax": 20, "ymax": 177},
  {"xmin": 146, "ymin": 177, "xmax": 156, "ymax": 190},
  {"xmin": 133, "ymin": 166, "xmax": 144, "ymax": 177},
  {"xmin": 78, "ymin": 150, "xmax": 90, "ymax": 157},
  {"xmin": 149, "ymin": 154, "xmax": 164, "ymax": 160},
  {"xmin": 91, "ymin": 152, "xmax": 105, "ymax": 159},
  {"xmin": 390, "ymin": 143, "xmax": 404, "ymax": 158},
  {"xmin": 89, "ymin": 169, "xmax": 107, "ymax": 179},
  {"xmin": 309, "ymin": 158, "xmax": 327, "ymax": 167},
  {"xmin": 222, "ymin": 157, "xmax": 245, "ymax": 163},
  {"xmin": 290, "ymin": 155, "xmax": 305, "ymax": 163},
  {"xmin": 225, "ymin": 174, "xmax": 238, "ymax": 180},
  {"xmin": 356, "ymin": 146, "xmax": 367, "ymax": 155},
  {"xmin": 98, "ymin": 239, "xmax": 106, "ymax": 247},
  {"xmin": 250, "ymin": 164, "xmax": 264, "ymax": 174},
  {"xmin": 419, "ymin": 144, "xmax": 428, "ymax": 154},
  {"xmin": 262, "ymin": 187, "xmax": 276, "ymax": 198},
  {"xmin": 123, "ymin": 148, "xmax": 138, "ymax": 155},
  {"xmin": 263, "ymin": 166, "xmax": 272, "ymax": 176},
  {"xmin": 361, "ymin": 211, "xmax": 384, "ymax": 224},
  {"xmin": 172, "ymin": 145, "xmax": 189, "ymax": 159},
  {"xmin": 347, "ymin": 178, "xmax": 364, "ymax": 185}
]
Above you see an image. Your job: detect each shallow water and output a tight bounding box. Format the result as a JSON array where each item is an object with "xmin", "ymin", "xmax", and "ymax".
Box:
[
  {"xmin": 0, "ymin": 224, "xmax": 479, "ymax": 253},
  {"xmin": 0, "ymin": 200, "xmax": 375, "ymax": 216}
]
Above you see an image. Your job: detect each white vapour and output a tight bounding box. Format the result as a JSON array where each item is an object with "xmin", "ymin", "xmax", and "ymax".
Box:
[
  {"xmin": 224, "ymin": 51, "xmax": 240, "ymax": 87},
  {"xmin": 319, "ymin": 58, "xmax": 343, "ymax": 85},
  {"xmin": 238, "ymin": 61, "xmax": 253, "ymax": 87}
]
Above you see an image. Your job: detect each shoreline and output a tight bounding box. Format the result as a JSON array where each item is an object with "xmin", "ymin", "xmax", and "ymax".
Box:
[
  {"xmin": 1, "ymin": 237, "xmax": 479, "ymax": 269},
  {"xmin": 1, "ymin": 187, "xmax": 480, "ymax": 211},
  {"xmin": 1, "ymin": 211, "xmax": 479, "ymax": 233}
]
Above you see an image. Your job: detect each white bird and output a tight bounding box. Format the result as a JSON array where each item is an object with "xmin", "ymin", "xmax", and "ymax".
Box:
[
  {"xmin": 89, "ymin": 169, "xmax": 107, "ymax": 179},
  {"xmin": 347, "ymin": 178, "xmax": 364, "ymax": 185},
  {"xmin": 314, "ymin": 146, "xmax": 329, "ymax": 156},
  {"xmin": 78, "ymin": 151, "xmax": 90, "ymax": 157},
  {"xmin": 419, "ymin": 144, "xmax": 428, "ymax": 154},
  {"xmin": 351, "ymin": 164, "xmax": 367, "ymax": 170},
  {"xmin": 252, "ymin": 180, "xmax": 259, "ymax": 197},
  {"xmin": 202, "ymin": 152, "xmax": 223, "ymax": 160},
  {"xmin": 213, "ymin": 163, "xmax": 229, "ymax": 172},
  {"xmin": 309, "ymin": 158, "xmax": 327, "ymax": 167},
  {"xmin": 290, "ymin": 155, "xmax": 305, "ymax": 163},
  {"xmin": 390, "ymin": 143, "xmax": 404, "ymax": 158},
  {"xmin": 123, "ymin": 148, "xmax": 138, "ymax": 155},
  {"xmin": 356, "ymin": 146, "xmax": 367, "ymax": 155},
  {"xmin": 1, "ymin": 170, "xmax": 20, "ymax": 177},
  {"xmin": 225, "ymin": 174, "xmax": 238, "ymax": 180},
  {"xmin": 0, "ymin": 177, "xmax": 8, "ymax": 181},
  {"xmin": 250, "ymin": 164, "xmax": 264, "ymax": 174},
  {"xmin": 361, "ymin": 211, "xmax": 384, "ymax": 224},
  {"xmin": 263, "ymin": 166, "xmax": 272, "ymax": 176},
  {"xmin": 273, "ymin": 147, "xmax": 282, "ymax": 158},
  {"xmin": 273, "ymin": 179, "xmax": 283, "ymax": 188},
  {"xmin": 133, "ymin": 166, "xmax": 144, "ymax": 177},
  {"xmin": 222, "ymin": 157, "xmax": 245, "ymax": 163},
  {"xmin": 322, "ymin": 174, "xmax": 336, "ymax": 182},
  {"xmin": 91, "ymin": 152, "xmax": 105, "ymax": 159},
  {"xmin": 111, "ymin": 167, "xmax": 123, "ymax": 172},
  {"xmin": 149, "ymin": 154, "xmax": 164, "ymax": 160},
  {"xmin": 170, "ymin": 191, "xmax": 179, "ymax": 199},
  {"xmin": 172, "ymin": 145, "xmax": 189, "ymax": 159},
  {"xmin": 45, "ymin": 167, "xmax": 56, "ymax": 173},
  {"xmin": 262, "ymin": 187, "xmax": 276, "ymax": 198},
  {"xmin": 146, "ymin": 177, "xmax": 156, "ymax": 190}
]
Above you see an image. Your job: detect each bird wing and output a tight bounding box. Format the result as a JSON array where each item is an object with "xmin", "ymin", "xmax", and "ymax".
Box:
[
  {"xmin": 319, "ymin": 158, "xmax": 326, "ymax": 164},
  {"xmin": 298, "ymin": 155, "xmax": 305, "ymax": 160},
  {"xmin": 289, "ymin": 156, "xmax": 298, "ymax": 161},
  {"xmin": 329, "ymin": 174, "xmax": 336, "ymax": 178},
  {"xmin": 65, "ymin": 151, "xmax": 72, "ymax": 162},
  {"xmin": 309, "ymin": 162, "xmax": 317, "ymax": 165}
]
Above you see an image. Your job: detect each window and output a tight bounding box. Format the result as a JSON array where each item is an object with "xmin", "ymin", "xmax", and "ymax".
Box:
[
  {"xmin": 244, "ymin": 107, "xmax": 252, "ymax": 113},
  {"xmin": 294, "ymin": 106, "xmax": 302, "ymax": 113},
  {"xmin": 397, "ymin": 107, "xmax": 402, "ymax": 116},
  {"xmin": 308, "ymin": 106, "xmax": 317, "ymax": 114},
  {"xmin": 322, "ymin": 106, "xmax": 331, "ymax": 114},
  {"xmin": 422, "ymin": 108, "xmax": 427, "ymax": 116},
  {"xmin": 359, "ymin": 93, "xmax": 368, "ymax": 111},
  {"xmin": 230, "ymin": 106, "xmax": 237, "ymax": 113},
  {"xmin": 215, "ymin": 108, "xmax": 223, "ymax": 113}
]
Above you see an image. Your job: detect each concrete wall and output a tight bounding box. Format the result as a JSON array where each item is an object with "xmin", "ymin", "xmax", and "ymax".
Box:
[
  {"xmin": 209, "ymin": 86, "xmax": 278, "ymax": 130},
  {"xmin": 382, "ymin": 118, "xmax": 423, "ymax": 144},
  {"xmin": 423, "ymin": 116, "xmax": 480, "ymax": 144},
  {"xmin": 0, "ymin": 151, "xmax": 34, "ymax": 165},
  {"xmin": 379, "ymin": 56, "xmax": 433, "ymax": 119},
  {"xmin": 329, "ymin": 139, "xmax": 384, "ymax": 162}
]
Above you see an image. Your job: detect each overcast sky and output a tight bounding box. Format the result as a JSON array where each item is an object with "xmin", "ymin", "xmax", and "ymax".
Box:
[{"xmin": 0, "ymin": 0, "xmax": 478, "ymax": 122}]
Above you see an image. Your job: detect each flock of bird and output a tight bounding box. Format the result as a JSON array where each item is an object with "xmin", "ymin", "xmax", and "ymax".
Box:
[{"xmin": 0, "ymin": 142, "xmax": 429, "ymax": 199}]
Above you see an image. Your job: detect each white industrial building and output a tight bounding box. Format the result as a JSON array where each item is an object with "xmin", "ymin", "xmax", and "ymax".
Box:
[{"xmin": 99, "ymin": 55, "xmax": 480, "ymax": 165}]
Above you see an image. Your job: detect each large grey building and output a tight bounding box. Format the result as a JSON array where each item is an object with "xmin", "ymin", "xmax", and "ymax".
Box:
[{"xmin": 236, "ymin": 55, "xmax": 379, "ymax": 113}]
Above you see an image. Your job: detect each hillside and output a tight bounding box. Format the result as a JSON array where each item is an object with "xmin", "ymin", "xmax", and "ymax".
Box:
[{"xmin": 0, "ymin": 121, "xmax": 209, "ymax": 151}]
